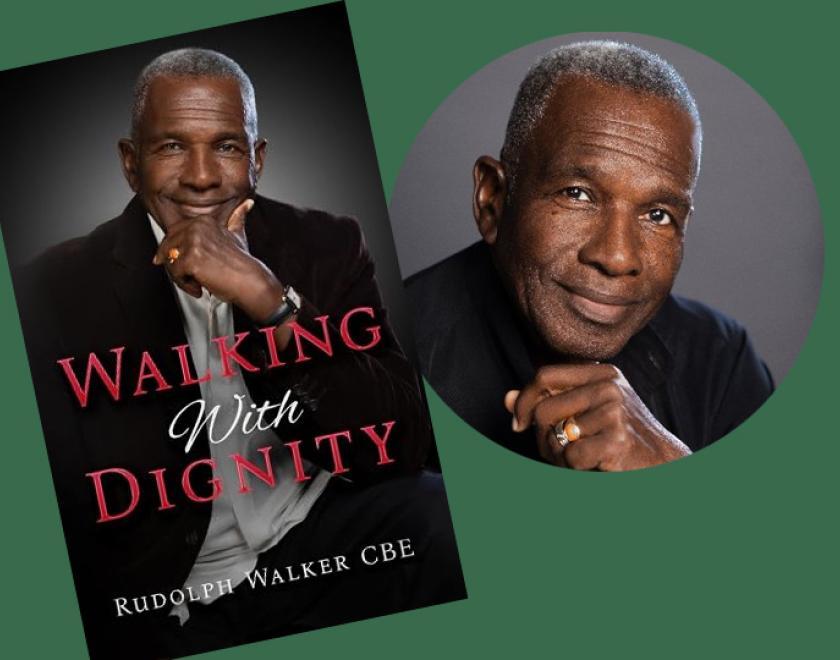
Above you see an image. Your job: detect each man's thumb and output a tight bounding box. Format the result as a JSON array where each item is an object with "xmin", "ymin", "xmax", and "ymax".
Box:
[{"xmin": 227, "ymin": 198, "xmax": 255, "ymax": 232}]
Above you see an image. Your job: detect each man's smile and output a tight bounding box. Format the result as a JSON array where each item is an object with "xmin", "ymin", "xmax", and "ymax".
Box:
[
  {"xmin": 557, "ymin": 281, "xmax": 641, "ymax": 325},
  {"xmin": 169, "ymin": 197, "xmax": 233, "ymax": 218}
]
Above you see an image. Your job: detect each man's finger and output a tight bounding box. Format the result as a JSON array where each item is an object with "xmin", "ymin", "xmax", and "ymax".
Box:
[
  {"xmin": 562, "ymin": 403, "xmax": 616, "ymax": 442},
  {"xmin": 150, "ymin": 213, "xmax": 199, "ymax": 265},
  {"xmin": 562, "ymin": 432, "xmax": 613, "ymax": 471},
  {"xmin": 153, "ymin": 242, "xmax": 178, "ymax": 266},
  {"xmin": 171, "ymin": 276, "xmax": 203, "ymax": 299},
  {"xmin": 549, "ymin": 400, "xmax": 626, "ymax": 470},
  {"xmin": 504, "ymin": 389, "xmax": 520, "ymax": 416},
  {"xmin": 152, "ymin": 223, "xmax": 188, "ymax": 266},
  {"xmin": 512, "ymin": 363, "xmax": 619, "ymax": 431},
  {"xmin": 226, "ymin": 198, "xmax": 255, "ymax": 233},
  {"xmin": 160, "ymin": 249, "xmax": 203, "ymax": 298},
  {"xmin": 151, "ymin": 213, "xmax": 215, "ymax": 267},
  {"xmin": 530, "ymin": 380, "xmax": 621, "ymax": 440},
  {"xmin": 536, "ymin": 427, "xmax": 567, "ymax": 466}
]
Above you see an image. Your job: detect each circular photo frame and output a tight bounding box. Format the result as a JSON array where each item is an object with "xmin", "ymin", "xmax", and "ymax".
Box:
[{"xmin": 390, "ymin": 33, "xmax": 822, "ymax": 471}]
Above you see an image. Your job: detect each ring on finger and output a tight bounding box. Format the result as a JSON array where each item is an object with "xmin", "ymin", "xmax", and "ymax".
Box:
[
  {"xmin": 563, "ymin": 417, "xmax": 581, "ymax": 442},
  {"xmin": 167, "ymin": 247, "xmax": 181, "ymax": 264},
  {"xmin": 553, "ymin": 416, "xmax": 582, "ymax": 450}
]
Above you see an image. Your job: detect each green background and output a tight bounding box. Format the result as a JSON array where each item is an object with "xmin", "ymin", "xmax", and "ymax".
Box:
[{"xmin": 0, "ymin": 1, "xmax": 834, "ymax": 657}]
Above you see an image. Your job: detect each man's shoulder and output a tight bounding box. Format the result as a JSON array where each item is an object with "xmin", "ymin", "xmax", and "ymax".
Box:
[
  {"xmin": 406, "ymin": 241, "xmax": 490, "ymax": 290},
  {"xmin": 253, "ymin": 195, "xmax": 365, "ymax": 255},
  {"xmin": 405, "ymin": 242, "xmax": 493, "ymax": 329},
  {"xmin": 249, "ymin": 196, "xmax": 379, "ymax": 312},
  {"xmin": 646, "ymin": 295, "xmax": 773, "ymax": 446},
  {"xmin": 648, "ymin": 293, "xmax": 773, "ymax": 398},
  {"xmin": 653, "ymin": 294, "xmax": 750, "ymax": 349},
  {"xmin": 21, "ymin": 209, "xmax": 130, "ymax": 290}
]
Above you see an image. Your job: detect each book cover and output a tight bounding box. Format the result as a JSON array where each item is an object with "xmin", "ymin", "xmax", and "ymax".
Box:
[{"xmin": 0, "ymin": 3, "xmax": 466, "ymax": 657}]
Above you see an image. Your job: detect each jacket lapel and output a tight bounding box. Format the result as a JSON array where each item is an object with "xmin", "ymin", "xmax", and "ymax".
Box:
[
  {"xmin": 109, "ymin": 197, "xmax": 202, "ymax": 427},
  {"xmin": 111, "ymin": 197, "xmax": 187, "ymax": 349}
]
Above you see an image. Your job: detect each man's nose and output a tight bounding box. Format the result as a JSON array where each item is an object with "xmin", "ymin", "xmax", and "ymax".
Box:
[
  {"xmin": 578, "ymin": 205, "xmax": 643, "ymax": 277},
  {"xmin": 179, "ymin": 146, "xmax": 221, "ymax": 190}
]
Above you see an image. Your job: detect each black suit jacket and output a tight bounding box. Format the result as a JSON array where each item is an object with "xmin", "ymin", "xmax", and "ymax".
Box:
[{"xmin": 15, "ymin": 195, "xmax": 430, "ymax": 658}]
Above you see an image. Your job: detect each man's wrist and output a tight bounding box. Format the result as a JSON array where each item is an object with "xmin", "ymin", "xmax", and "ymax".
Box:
[
  {"xmin": 657, "ymin": 433, "xmax": 692, "ymax": 464},
  {"xmin": 261, "ymin": 284, "xmax": 301, "ymax": 327}
]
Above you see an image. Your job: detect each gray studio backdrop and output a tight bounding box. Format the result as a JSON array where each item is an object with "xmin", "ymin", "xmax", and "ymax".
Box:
[
  {"xmin": 0, "ymin": 5, "xmax": 414, "ymax": 347},
  {"xmin": 389, "ymin": 33, "xmax": 823, "ymax": 383}
]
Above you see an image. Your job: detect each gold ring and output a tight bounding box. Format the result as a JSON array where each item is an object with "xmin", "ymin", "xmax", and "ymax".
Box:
[
  {"xmin": 553, "ymin": 416, "xmax": 582, "ymax": 450},
  {"xmin": 167, "ymin": 247, "xmax": 181, "ymax": 264}
]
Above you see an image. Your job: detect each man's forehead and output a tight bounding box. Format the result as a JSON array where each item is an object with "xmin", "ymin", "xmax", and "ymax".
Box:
[
  {"xmin": 531, "ymin": 75, "xmax": 701, "ymax": 182},
  {"xmin": 146, "ymin": 75, "xmax": 244, "ymax": 109}
]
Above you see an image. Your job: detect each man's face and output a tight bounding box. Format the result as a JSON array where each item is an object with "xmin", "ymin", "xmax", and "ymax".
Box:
[
  {"xmin": 119, "ymin": 75, "xmax": 266, "ymax": 232},
  {"xmin": 481, "ymin": 76, "xmax": 700, "ymax": 360}
]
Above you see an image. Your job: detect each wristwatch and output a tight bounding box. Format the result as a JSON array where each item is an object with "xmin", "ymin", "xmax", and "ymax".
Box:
[{"xmin": 263, "ymin": 284, "xmax": 301, "ymax": 326}]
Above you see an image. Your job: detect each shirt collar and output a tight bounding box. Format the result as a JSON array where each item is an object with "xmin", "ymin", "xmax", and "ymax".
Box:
[{"xmin": 148, "ymin": 213, "xmax": 165, "ymax": 246}]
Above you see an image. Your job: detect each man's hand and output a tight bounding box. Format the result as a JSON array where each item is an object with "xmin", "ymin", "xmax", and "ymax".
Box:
[
  {"xmin": 505, "ymin": 363, "xmax": 690, "ymax": 471},
  {"xmin": 152, "ymin": 198, "xmax": 285, "ymax": 324}
]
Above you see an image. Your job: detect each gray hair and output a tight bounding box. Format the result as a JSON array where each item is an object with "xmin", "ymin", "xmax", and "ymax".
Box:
[
  {"xmin": 131, "ymin": 48, "xmax": 258, "ymax": 142},
  {"xmin": 501, "ymin": 40, "xmax": 702, "ymax": 190}
]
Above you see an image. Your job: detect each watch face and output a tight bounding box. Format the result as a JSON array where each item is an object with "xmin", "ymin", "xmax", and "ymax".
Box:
[{"xmin": 286, "ymin": 286, "xmax": 302, "ymax": 311}]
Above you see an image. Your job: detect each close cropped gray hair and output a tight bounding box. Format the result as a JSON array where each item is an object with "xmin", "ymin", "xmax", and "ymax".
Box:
[
  {"xmin": 501, "ymin": 40, "xmax": 702, "ymax": 191},
  {"xmin": 131, "ymin": 48, "xmax": 258, "ymax": 142}
]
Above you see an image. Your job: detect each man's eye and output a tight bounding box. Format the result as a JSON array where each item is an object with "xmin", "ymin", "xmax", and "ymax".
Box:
[
  {"xmin": 561, "ymin": 187, "xmax": 592, "ymax": 201},
  {"xmin": 645, "ymin": 208, "xmax": 674, "ymax": 226},
  {"xmin": 161, "ymin": 142, "xmax": 183, "ymax": 152},
  {"xmin": 216, "ymin": 143, "xmax": 238, "ymax": 153}
]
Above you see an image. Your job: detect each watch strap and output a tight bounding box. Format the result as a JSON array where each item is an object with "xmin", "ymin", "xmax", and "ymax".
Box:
[{"xmin": 263, "ymin": 285, "xmax": 300, "ymax": 326}]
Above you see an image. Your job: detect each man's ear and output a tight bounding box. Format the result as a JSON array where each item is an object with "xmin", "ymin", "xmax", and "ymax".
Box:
[
  {"xmin": 253, "ymin": 138, "xmax": 267, "ymax": 181},
  {"xmin": 473, "ymin": 156, "xmax": 507, "ymax": 245},
  {"xmin": 118, "ymin": 139, "xmax": 140, "ymax": 192}
]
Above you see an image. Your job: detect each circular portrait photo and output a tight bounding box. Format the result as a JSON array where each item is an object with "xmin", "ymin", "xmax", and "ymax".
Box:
[{"xmin": 390, "ymin": 33, "xmax": 822, "ymax": 472}]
